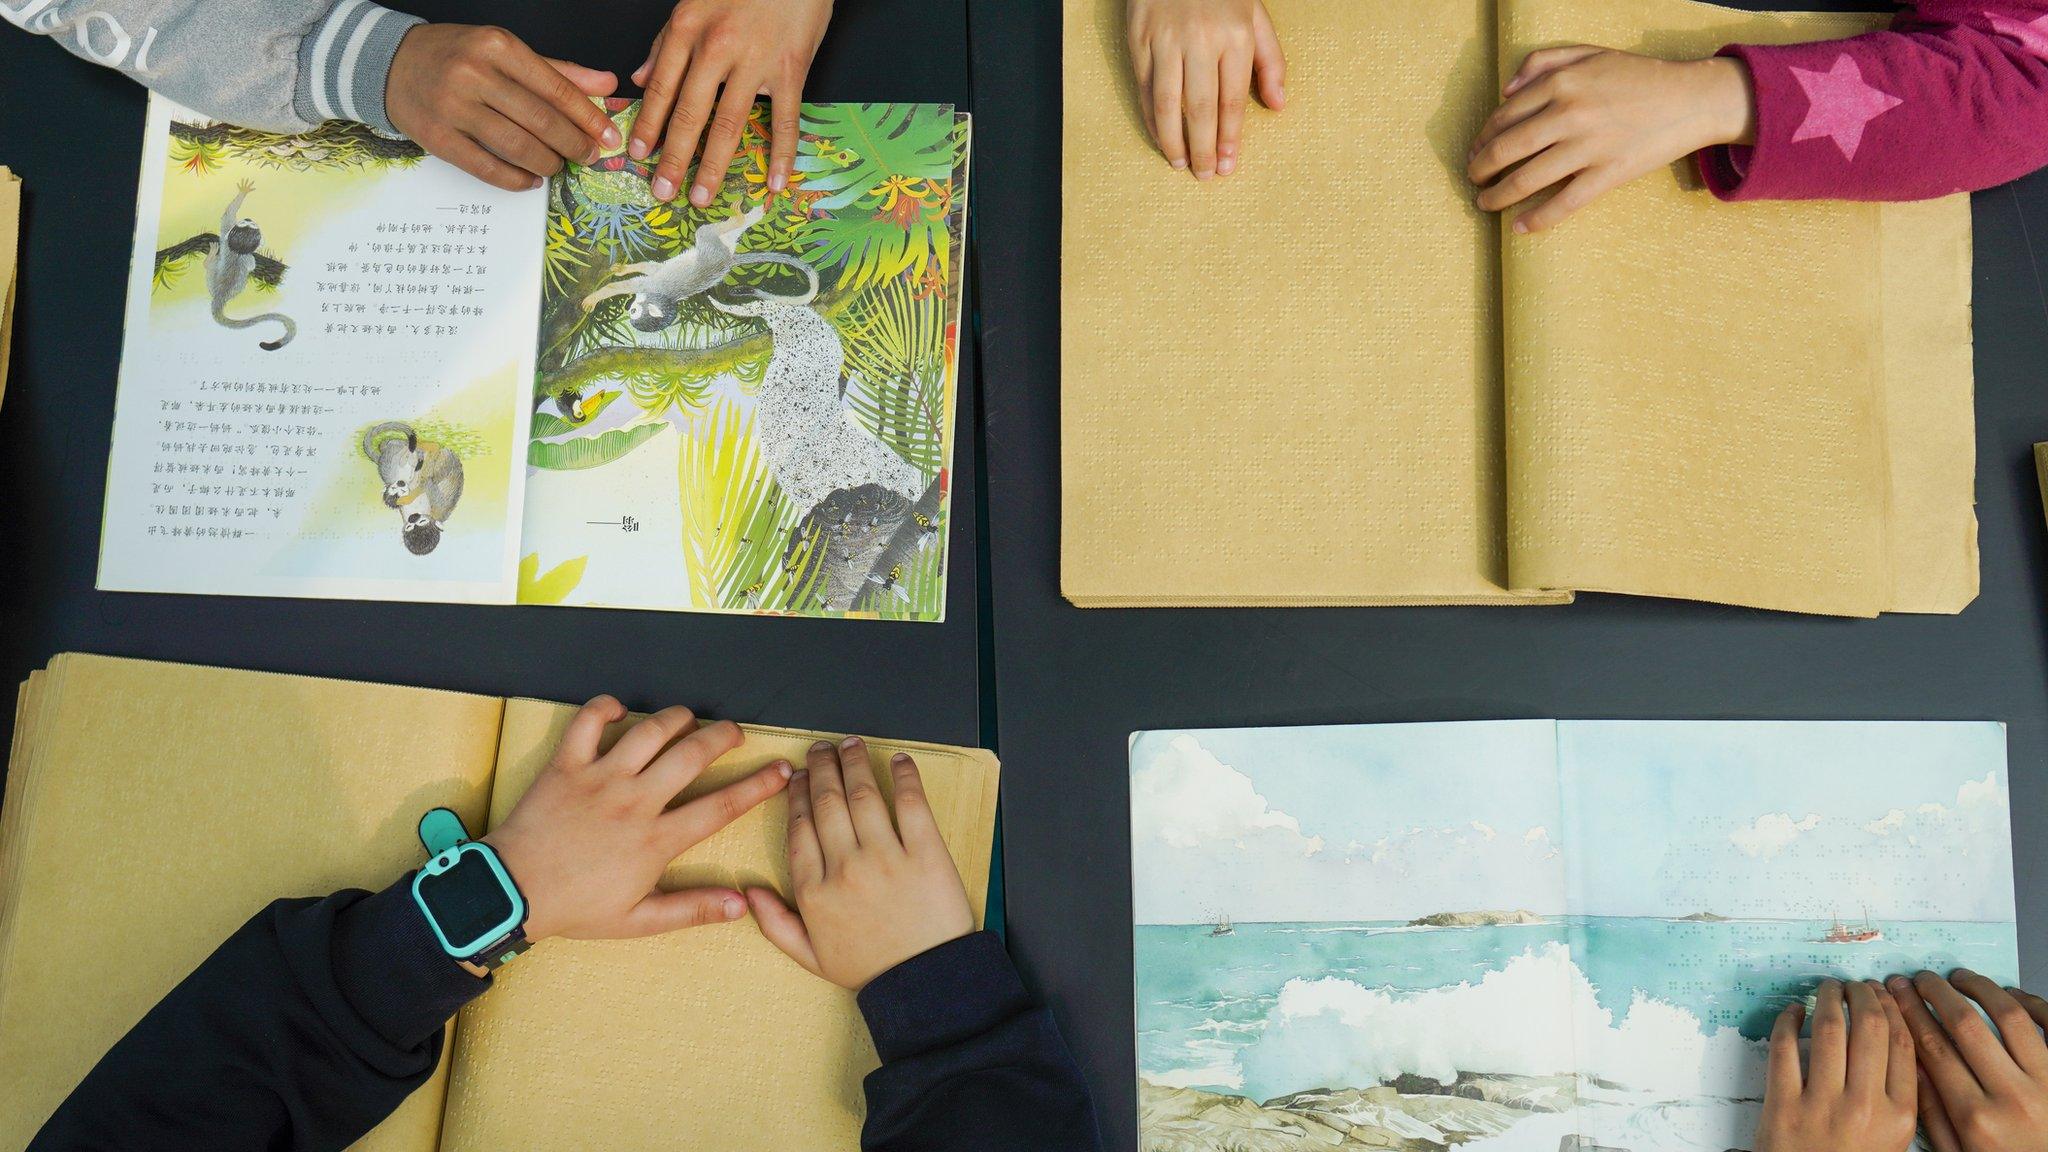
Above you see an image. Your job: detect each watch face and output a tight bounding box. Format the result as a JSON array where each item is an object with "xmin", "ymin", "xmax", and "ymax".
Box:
[{"xmin": 417, "ymin": 848, "xmax": 518, "ymax": 950}]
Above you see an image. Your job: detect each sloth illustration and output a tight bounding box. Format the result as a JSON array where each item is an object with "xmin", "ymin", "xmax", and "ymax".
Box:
[{"xmin": 581, "ymin": 205, "xmax": 813, "ymax": 332}]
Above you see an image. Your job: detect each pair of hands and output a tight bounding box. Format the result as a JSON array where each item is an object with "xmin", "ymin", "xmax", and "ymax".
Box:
[
  {"xmin": 1755, "ymin": 973, "xmax": 2048, "ymax": 1152},
  {"xmin": 1126, "ymin": 0, "xmax": 1756, "ymax": 232},
  {"xmin": 385, "ymin": 0, "xmax": 830, "ymax": 204},
  {"xmin": 482, "ymin": 696, "xmax": 973, "ymax": 991}
]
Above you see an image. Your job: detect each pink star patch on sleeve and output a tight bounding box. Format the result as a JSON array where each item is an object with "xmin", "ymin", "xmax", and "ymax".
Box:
[
  {"xmin": 1788, "ymin": 54, "xmax": 1905, "ymax": 161},
  {"xmin": 1987, "ymin": 11, "xmax": 2048, "ymax": 58}
]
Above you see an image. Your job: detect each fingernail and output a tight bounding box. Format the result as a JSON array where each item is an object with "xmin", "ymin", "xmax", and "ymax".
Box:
[
  {"xmin": 769, "ymin": 170, "xmax": 786, "ymax": 191},
  {"xmin": 891, "ymin": 753, "xmax": 910, "ymax": 764},
  {"xmin": 775, "ymin": 760, "xmax": 793, "ymax": 779},
  {"xmin": 651, "ymin": 175, "xmax": 675, "ymax": 200},
  {"xmin": 723, "ymin": 895, "xmax": 744, "ymax": 919},
  {"xmin": 1889, "ymin": 976, "xmax": 1910, "ymax": 990},
  {"xmin": 629, "ymin": 139, "xmax": 649, "ymax": 160},
  {"xmin": 1512, "ymin": 219, "xmax": 1529, "ymax": 234},
  {"xmin": 790, "ymin": 769, "xmax": 807, "ymax": 783},
  {"xmin": 840, "ymin": 735, "xmax": 862, "ymax": 750},
  {"xmin": 1170, "ymin": 158, "xmax": 1186, "ymax": 170},
  {"xmin": 1195, "ymin": 169, "xmax": 1213, "ymax": 181},
  {"xmin": 529, "ymin": 176, "xmax": 544, "ymax": 191},
  {"xmin": 1217, "ymin": 157, "xmax": 1235, "ymax": 175},
  {"xmin": 689, "ymin": 184, "xmax": 711, "ymax": 207},
  {"xmin": 811, "ymin": 740, "xmax": 833, "ymax": 753},
  {"xmin": 602, "ymin": 125, "xmax": 621, "ymax": 148},
  {"xmin": 1954, "ymin": 967, "xmax": 1975, "ymax": 977}
]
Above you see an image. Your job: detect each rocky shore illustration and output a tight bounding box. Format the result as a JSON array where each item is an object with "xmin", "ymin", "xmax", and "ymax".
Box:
[
  {"xmin": 1140, "ymin": 1071, "xmax": 1604, "ymax": 1151},
  {"xmin": 1406, "ymin": 909, "xmax": 1548, "ymax": 927}
]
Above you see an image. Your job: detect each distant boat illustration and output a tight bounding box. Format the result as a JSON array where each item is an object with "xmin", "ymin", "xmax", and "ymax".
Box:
[
  {"xmin": 1819, "ymin": 909, "xmax": 1883, "ymax": 944},
  {"xmin": 1208, "ymin": 913, "xmax": 1234, "ymax": 938}
]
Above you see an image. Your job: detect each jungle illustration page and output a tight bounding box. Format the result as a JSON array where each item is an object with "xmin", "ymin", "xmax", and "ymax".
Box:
[
  {"xmin": 1131, "ymin": 720, "xmax": 2017, "ymax": 1152},
  {"xmin": 99, "ymin": 97, "xmax": 970, "ymax": 622}
]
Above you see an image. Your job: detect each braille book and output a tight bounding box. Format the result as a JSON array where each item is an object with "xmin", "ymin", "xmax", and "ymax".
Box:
[
  {"xmin": 1062, "ymin": 0, "xmax": 1976, "ymax": 617},
  {"xmin": 0, "ymin": 654, "xmax": 1001, "ymax": 1150}
]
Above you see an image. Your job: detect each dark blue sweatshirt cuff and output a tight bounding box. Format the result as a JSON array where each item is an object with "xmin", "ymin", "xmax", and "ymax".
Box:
[
  {"xmin": 329, "ymin": 875, "xmax": 491, "ymax": 1049},
  {"xmin": 857, "ymin": 932, "xmax": 1031, "ymax": 1063}
]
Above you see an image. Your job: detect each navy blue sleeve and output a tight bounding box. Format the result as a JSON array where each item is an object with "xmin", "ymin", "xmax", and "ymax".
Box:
[
  {"xmin": 856, "ymin": 931, "xmax": 1103, "ymax": 1151},
  {"xmin": 29, "ymin": 878, "xmax": 486, "ymax": 1152}
]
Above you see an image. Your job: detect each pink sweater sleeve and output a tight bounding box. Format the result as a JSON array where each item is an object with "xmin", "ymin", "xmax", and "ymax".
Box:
[{"xmin": 1697, "ymin": 0, "xmax": 2048, "ymax": 200}]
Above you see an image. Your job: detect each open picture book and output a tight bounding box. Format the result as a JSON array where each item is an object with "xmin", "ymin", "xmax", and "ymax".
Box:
[
  {"xmin": 1130, "ymin": 720, "xmax": 2017, "ymax": 1151},
  {"xmin": 1062, "ymin": 0, "xmax": 1977, "ymax": 617},
  {"xmin": 99, "ymin": 96, "xmax": 971, "ymax": 620},
  {"xmin": 0, "ymin": 654, "xmax": 1001, "ymax": 1150}
]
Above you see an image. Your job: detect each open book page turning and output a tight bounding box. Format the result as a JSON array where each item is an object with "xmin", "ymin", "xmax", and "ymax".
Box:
[
  {"xmin": 1061, "ymin": 0, "xmax": 1975, "ymax": 616},
  {"xmin": 1130, "ymin": 720, "xmax": 2016, "ymax": 1151},
  {"xmin": 98, "ymin": 98, "xmax": 970, "ymax": 621},
  {"xmin": 0, "ymin": 654, "xmax": 1001, "ymax": 1150}
]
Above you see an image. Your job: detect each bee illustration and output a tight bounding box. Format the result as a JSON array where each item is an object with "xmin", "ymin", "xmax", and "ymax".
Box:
[{"xmin": 865, "ymin": 563, "xmax": 909, "ymax": 602}]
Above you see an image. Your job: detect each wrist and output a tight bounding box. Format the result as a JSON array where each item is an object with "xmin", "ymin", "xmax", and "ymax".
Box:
[
  {"xmin": 1692, "ymin": 56, "xmax": 1755, "ymax": 148},
  {"xmin": 480, "ymin": 829, "xmax": 553, "ymax": 942}
]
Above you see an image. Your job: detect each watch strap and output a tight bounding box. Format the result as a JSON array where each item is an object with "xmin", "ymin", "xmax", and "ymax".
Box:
[
  {"xmin": 417, "ymin": 807, "xmax": 469, "ymax": 855},
  {"xmin": 470, "ymin": 928, "xmax": 531, "ymax": 970}
]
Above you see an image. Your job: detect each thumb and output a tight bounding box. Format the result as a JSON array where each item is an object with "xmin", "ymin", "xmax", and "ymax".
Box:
[
  {"xmin": 547, "ymin": 58, "xmax": 619, "ymax": 97},
  {"xmin": 611, "ymin": 887, "xmax": 745, "ymax": 938},
  {"xmin": 1251, "ymin": 5, "xmax": 1285, "ymax": 110},
  {"xmin": 745, "ymin": 887, "xmax": 822, "ymax": 977}
]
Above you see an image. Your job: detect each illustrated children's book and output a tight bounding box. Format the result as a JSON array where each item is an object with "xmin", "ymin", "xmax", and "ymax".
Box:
[
  {"xmin": 98, "ymin": 97, "xmax": 971, "ymax": 620},
  {"xmin": 0, "ymin": 654, "xmax": 1002, "ymax": 1150},
  {"xmin": 1131, "ymin": 720, "xmax": 2017, "ymax": 1151},
  {"xmin": 1063, "ymin": 0, "xmax": 1976, "ymax": 617}
]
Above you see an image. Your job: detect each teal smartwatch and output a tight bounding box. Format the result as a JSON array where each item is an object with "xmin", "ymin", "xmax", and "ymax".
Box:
[{"xmin": 410, "ymin": 808, "xmax": 530, "ymax": 972}]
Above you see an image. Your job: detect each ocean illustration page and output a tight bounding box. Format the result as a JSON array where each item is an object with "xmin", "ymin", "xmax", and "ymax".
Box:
[{"xmin": 1130, "ymin": 721, "xmax": 2016, "ymax": 1151}]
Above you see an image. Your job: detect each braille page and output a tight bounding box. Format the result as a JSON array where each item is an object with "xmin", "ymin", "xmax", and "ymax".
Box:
[
  {"xmin": 1500, "ymin": 0, "xmax": 1974, "ymax": 616},
  {"xmin": 1061, "ymin": 0, "xmax": 1569, "ymax": 607},
  {"xmin": 1876, "ymin": 196, "xmax": 1977, "ymax": 613},
  {"xmin": 437, "ymin": 699, "xmax": 1000, "ymax": 1152},
  {"xmin": 0, "ymin": 654, "xmax": 501, "ymax": 1152}
]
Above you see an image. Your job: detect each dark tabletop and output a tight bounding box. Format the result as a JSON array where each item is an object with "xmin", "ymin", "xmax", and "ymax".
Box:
[
  {"xmin": 0, "ymin": 0, "xmax": 986, "ymax": 751},
  {"xmin": 967, "ymin": 2, "xmax": 2048, "ymax": 1149},
  {"xmin": 8, "ymin": 2, "xmax": 2048, "ymax": 1150}
]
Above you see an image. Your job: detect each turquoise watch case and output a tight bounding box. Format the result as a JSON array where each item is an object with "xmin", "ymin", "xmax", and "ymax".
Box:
[{"xmin": 410, "ymin": 810, "xmax": 527, "ymax": 961}]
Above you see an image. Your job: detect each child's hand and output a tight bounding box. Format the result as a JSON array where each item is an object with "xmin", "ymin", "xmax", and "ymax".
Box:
[
  {"xmin": 386, "ymin": 24, "xmax": 621, "ymax": 192},
  {"xmin": 1754, "ymin": 980, "xmax": 1920, "ymax": 1152},
  {"xmin": 1467, "ymin": 46, "xmax": 1754, "ymax": 232},
  {"xmin": 628, "ymin": 0, "xmax": 834, "ymax": 205},
  {"xmin": 745, "ymin": 738, "xmax": 975, "ymax": 989},
  {"xmin": 1126, "ymin": 0, "xmax": 1285, "ymax": 179},
  {"xmin": 1890, "ymin": 970, "xmax": 2048, "ymax": 1151},
  {"xmin": 483, "ymin": 696, "xmax": 792, "ymax": 942}
]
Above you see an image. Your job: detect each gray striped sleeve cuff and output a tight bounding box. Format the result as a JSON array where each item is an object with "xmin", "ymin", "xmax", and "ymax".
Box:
[{"xmin": 291, "ymin": 0, "xmax": 425, "ymax": 136}]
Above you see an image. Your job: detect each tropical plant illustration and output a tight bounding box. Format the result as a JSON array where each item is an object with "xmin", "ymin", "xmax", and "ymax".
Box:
[
  {"xmin": 168, "ymin": 118, "xmax": 425, "ymax": 176},
  {"xmin": 531, "ymin": 100, "xmax": 968, "ymax": 620}
]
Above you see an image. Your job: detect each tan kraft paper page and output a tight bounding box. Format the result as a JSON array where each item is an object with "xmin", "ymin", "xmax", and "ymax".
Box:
[
  {"xmin": 437, "ymin": 698, "xmax": 1002, "ymax": 1152},
  {"xmin": 1499, "ymin": 0, "xmax": 1976, "ymax": 616},
  {"xmin": 0, "ymin": 654, "xmax": 501, "ymax": 1152},
  {"xmin": 1062, "ymin": 0, "xmax": 1567, "ymax": 607}
]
